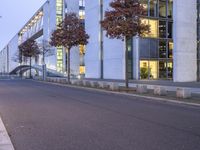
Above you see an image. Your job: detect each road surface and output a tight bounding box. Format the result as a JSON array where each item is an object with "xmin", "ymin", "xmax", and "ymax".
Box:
[{"xmin": 0, "ymin": 79, "xmax": 199, "ymax": 150}]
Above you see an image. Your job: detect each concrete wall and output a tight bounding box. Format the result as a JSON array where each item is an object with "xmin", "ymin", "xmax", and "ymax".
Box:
[
  {"xmin": 0, "ymin": 35, "xmax": 19, "ymax": 73},
  {"xmin": 8, "ymin": 35, "xmax": 19, "ymax": 72},
  {"xmin": 173, "ymin": 0, "xmax": 197, "ymax": 82},
  {"xmin": 103, "ymin": 0, "xmax": 125, "ymax": 80},
  {"xmin": 85, "ymin": 0, "xmax": 101, "ymax": 78},
  {"xmin": 0, "ymin": 47, "xmax": 8, "ymax": 73},
  {"xmin": 85, "ymin": 0, "xmax": 125, "ymax": 79}
]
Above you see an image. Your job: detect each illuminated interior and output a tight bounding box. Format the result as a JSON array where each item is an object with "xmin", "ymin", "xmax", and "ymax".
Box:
[
  {"xmin": 79, "ymin": 0, "xmax": 86, "ymax": 75},
  {"xmin": 140, "ymin": 60, "xmax": 158, "ymax": 79},
  {"xmin": 141, "ymin": 19, "xmax": 158, "ymax": 38},
  {"xmin": 56, "ymin": 0, "xmax": 64, "ymax": 72},
  {"xmin": 19, "ymin": 11, "xmax": 43, "ymax": 44},
  {"xmin": 168, "ymin": 42, "xmax": 173, "ymax": 58},
  {"xmin": 79, "ymin": 66, "xmax": 85, "ymax": 74}
]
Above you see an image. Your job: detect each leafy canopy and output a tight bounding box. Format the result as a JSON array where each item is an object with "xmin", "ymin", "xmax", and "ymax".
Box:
[
  {"xmin": 50, "ymin": 13, "xmax": 89, "ymax": 49},
  {"xmin": 101, "ymin": 0, "xmax": 150, "ymax": 40},
  {"xmin": 18, "ymin": 39, "xmax": 41, "ymax": 58}
]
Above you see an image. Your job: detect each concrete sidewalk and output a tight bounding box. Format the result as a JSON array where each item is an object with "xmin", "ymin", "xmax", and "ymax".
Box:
[
  {"xmin": 85, "ymin": 78, "xmax": 200, "ymax": 94},
  {"xmin": 0, "ymin": 117, "xmax": 14, "ymax": 150}
]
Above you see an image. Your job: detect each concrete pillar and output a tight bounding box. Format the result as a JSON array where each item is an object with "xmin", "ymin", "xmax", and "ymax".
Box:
[
  {"xmin": 173, "ymin": 0, "xmax": 197, "ymax": 82},
  {"xmin": 133, "ymin": 36, "xmax": 140, "ymax": 80},
  {"xmin": 64, "ymin": 0, "xmax": 80, "ymax": 76},
  {"xmin": 85, "ymin": 0, "xmax": 101, "ymax": 78},
  {"xmin": 64, "ymin": 0, "xmax": 79, "ymax": 13}
]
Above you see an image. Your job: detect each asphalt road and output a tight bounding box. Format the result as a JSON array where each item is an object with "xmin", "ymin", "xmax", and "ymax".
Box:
[{"xmin": 0, "ymin": 79, "xmax": 200, "ymax": 150}]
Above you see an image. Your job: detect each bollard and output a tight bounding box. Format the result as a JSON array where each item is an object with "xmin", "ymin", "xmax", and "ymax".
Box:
[
  {"xmin": 98, "ymin": 82, "xmax": 109, "ymax": 89},
  {"xmin": 109, "ymin": 82, "xmax": 120, "ymax": 91},
  {"xmin": 136, "ymin": 85, "xmax": 148, "ymax": 94},
  {"xmin": 176, "ymin": 88, "xmax": 191, "ymax": 99},
  {"xmin": 90, "ymin": 81, "xmax": 99, "ymax": 88},
  {"xmin": 154, "ymin": 86, "xmax": 167, "ymax": 96}
]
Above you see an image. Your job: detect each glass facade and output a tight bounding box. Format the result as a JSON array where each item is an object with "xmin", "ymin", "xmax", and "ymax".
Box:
[
  {"xmin": 79, "ymin": 0, "xmax": 86, "ymax": 76},
  {"xmin": 137, "ymin": 0, "xmax": 173, "ymax": 80},
  {"xmin": 56, "ymin": 0, "xmax": 64, "ymax": 72}
]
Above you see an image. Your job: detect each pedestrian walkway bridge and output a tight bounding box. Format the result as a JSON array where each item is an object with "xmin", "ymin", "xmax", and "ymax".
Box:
[{"xmin": 9, "ymin": 65, "xmax": 64, "ymax": 77}]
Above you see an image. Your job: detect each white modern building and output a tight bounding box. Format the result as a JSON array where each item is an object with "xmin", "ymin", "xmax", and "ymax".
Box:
[{"xmin": 0, "ymin": 0, "xmax": 200, "ymax": 82}]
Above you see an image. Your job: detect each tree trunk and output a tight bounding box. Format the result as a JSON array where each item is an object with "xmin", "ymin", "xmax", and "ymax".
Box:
[
  {"xmin": 67, "ymin": 48, "xmax": 71, "ymax": 84},
  {"xmin": 42, "ymin": 51, "xmax": 46, "ymax": 81},
  {"xmin": 29, "ymin": 57, "xmax": 32, "ymax": 78},
  {"xmin": 124, "ymin": 36, "xmax": 129, "ymax": 88}
]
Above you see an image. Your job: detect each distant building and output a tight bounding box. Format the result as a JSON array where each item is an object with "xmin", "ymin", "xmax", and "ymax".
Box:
[{"xmin": 0, "ymin": 0, "xmax": 199, "ymax": 82}]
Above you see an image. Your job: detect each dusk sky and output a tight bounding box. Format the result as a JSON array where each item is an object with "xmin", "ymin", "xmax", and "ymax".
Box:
[{"xmin": 0, "ymin": 0, "xmax": 46, "ymax": 50}]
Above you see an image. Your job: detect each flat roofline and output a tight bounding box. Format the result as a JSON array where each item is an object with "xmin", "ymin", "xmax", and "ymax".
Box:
[
  {"xmin": 0, "ymin": 0, "xmax": 48, "ymax": 51},
  {"xmin": 18, "ymin": 0, "xmax": 49, "ymax": 34}
]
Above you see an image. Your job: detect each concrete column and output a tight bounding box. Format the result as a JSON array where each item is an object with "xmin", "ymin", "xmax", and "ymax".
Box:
[
  {"xmin": 133, "ymin": 36, "xmax": 140, "ymax": 80},
  {"xmin": 85, "ymin": 0, "xmax": 101, "ymax": 78},
  {"xmin": 65, "ymin": 0, "xmax": 79, "ymax": 13},
  {"xmin": 173, "ymin": 0, "xmax": 197, "ymax": 82},
  {"xmin": 65, "ymin": 0, "xmax": 80, "ymax": 76},
  {"xmin": 44, "ymin": 0, "xmax": 57, "ymax": 71}
]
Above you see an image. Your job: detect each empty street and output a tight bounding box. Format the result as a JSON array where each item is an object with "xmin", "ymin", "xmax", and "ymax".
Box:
[{"xmin": 0, "ymin": 79, "xmax": 199, "ymax": 150}]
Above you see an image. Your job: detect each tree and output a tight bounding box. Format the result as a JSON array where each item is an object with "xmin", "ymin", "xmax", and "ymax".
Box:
[
  {"xmin": 38, "ymin": 40, "xmax": 55, "ymax": 80},
  {"xmin": 12, "ymin": 50, "xmax": 22, "ymax": 64},
  {"xmin": 12, "ymin": 50, "xmax": 23, "ymax": 77},
  {"xmin": 50, "ymin": 12, "xmax": 89, "ymax": 83},
  {"xmin": 18, "ymin": 39, "xmax": 41, "ymax": 78},
  {"xmin": 101, "ymin": 0, "xmax": 150, "ymax": 88}
]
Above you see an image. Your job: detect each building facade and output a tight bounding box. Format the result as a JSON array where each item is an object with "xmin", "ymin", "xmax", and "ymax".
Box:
[
  {"xmin": 0, "ymin": 0, "xmax": 199, "ymax": 82},
  {"xmin": 85, "ymin": 0, "xmax": 198, "ymax": 82}
]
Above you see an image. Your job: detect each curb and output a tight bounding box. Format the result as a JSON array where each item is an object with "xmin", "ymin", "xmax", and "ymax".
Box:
[
  {"xmin": 0, "ymin": 117, "xmax": 15, "ymax": 150},
  {"xmin": 33, "ymin": 80, "xmax": 200, "ymax": 108}
]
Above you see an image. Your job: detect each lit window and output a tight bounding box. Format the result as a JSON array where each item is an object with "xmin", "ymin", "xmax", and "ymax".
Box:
[
  {"xmin": 141, "ymin": 19, "xmax": 158, "ymax": 38},
  {"xmin": 80, "ymin": 66, "xmax": 85, "ymax": 74}
]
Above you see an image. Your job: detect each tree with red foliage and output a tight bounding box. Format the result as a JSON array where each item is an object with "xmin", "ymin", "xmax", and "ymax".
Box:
[
  {"xmin": 101, "ymin": 0, "xmax": 150, "ymax": 88},
  {"xmin": 50, "ymin": 12, "xmax": 89, "ymax": 83},
  {"xmin": 18, "ymin": 39, "xmax": 41, "ymax": 78}
]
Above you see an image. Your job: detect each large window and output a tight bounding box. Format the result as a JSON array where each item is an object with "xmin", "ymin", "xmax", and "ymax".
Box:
[
  {"xmin": 159, "ymin": 61, "xmax": 167, "ymax": 78},
  {"xmin": 142, "ymin": 19, "xmax": 158, "ymax": 38},
  {"xmin": 140, "ymin": 60, "xmax": 158, "ymax": 79},
  {"xmin": 132, "ymin": 0, "xmax": 173, "ymax": 80},
  {"xmin": 159, "ymin": 40, "xmax": 167, "ymax": 58},
  {"xmin": 149, "ymin": 0, "xmax": 158, "ymax": 17},
  {"xmin": 168, "ymin": 41, "xmax": 173, "ymax": 58},
  {"xmin": 168, "ymin": 0, "xmax": 173, "ymax": 18},
  {"xmin": 159, "ymin": 0, "xmax": 166, "ymax": 18},
  {"xmin": 140, "ymin": 0, "xmax": 148, "ymax": 15},
  {"xmin": 168, "ymin": 22, "xmax": 173, "ymax": 38},
  {"xmin": 159, "ymin": 21, "xmax": 167, "ymax": 38},
  {"xmin": 167, "ymin": 61, "xmax": 173, "ymax": 79}
]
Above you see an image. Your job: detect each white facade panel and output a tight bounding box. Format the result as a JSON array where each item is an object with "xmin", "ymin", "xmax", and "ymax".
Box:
[
  {"xmin": 0, "ymin": 47, "xmax": 8, "ymax": 73},
  {"xmin": 45, "ymin": 0, "xmax": 57, "ymax": 70},
  {"xmin": 8, "ymin": 35, "xmax": 19, "ymax": 72},
  {"xmin": 102, "ymin": 0, "xmax": 125, "ymax": 79},
  {"xmin": 173, "ymin": 0, "xmax": 197, "ymax": 82},
  {"xmin": 85, "ymin": 0, "xmax": 101, "ymax": 78},
  {"xmin": 103, "ymin": 37, "xmax": 125, "ymax": 79}
]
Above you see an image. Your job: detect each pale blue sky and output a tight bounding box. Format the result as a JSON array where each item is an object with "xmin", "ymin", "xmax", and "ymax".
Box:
[{"xmin": 0, "ymin": 0, "xmax": 46, "ymax": 50}]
